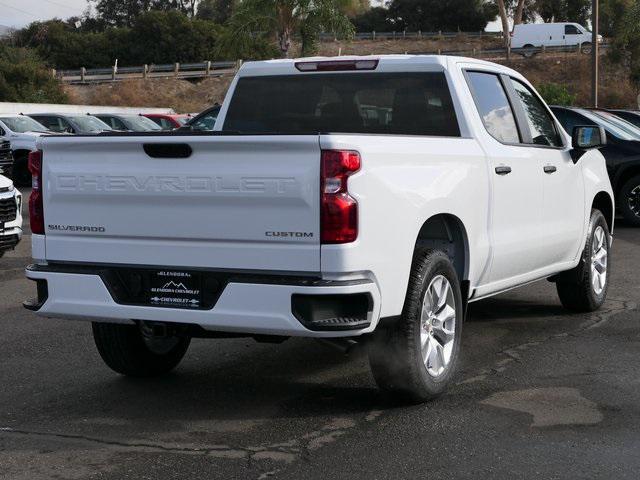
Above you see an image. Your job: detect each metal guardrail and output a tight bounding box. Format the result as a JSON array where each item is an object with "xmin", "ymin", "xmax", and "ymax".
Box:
[
  {"xmin": 57, "ymin": 60, "xmax": 239, "ymax": 84},
  {"xmin": 318, "ymin": 30, "xmax": 503, "ymax": 41},
  {"xmin": 56, "ymin": 43, "xmax": 607, "ymax": 84}
]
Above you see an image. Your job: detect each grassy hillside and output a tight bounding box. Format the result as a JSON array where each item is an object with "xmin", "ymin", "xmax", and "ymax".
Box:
[{"xmin": 65, "ymin": 38, "xmax": 638, "ymax": 113}]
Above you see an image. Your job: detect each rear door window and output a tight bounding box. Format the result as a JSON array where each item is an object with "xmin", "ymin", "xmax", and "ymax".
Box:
[
  {"xmin": 223, "ymin": 72, "xmax": 460, "ymax": 137},
  {"xmin": 466, "ymin": 71, "xmax": 520, "ymax": 144}
]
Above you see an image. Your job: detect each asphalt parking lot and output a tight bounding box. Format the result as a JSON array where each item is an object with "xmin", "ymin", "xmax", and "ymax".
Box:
[{"xmin": 1, "ymin": 194, "xmax": 639, "ymax": 480}]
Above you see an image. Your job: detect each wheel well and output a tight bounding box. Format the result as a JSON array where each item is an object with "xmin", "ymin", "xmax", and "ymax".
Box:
[
  {"xmin": 415, "ymin": 214, "xmax": 469, "ymax": 281},
  {"xmin": 592, "ymin": 191, "xmax": 614, "ymax": 231},
  {"xmin": 614, "ymin": 165, "xmax": 640, "ymax": 194}
]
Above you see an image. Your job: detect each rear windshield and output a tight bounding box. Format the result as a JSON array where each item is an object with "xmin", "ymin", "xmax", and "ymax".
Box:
[{"xmin": 223, "ymin": 72, "xmax": 460, "ymax": 136}]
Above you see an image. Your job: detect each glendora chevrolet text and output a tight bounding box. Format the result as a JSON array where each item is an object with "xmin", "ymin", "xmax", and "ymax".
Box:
[{"xmin": 24, "ymin": 55, "xmax": 614, "ymax": 402}]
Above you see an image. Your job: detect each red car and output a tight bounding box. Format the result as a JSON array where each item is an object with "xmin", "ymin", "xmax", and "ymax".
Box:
[{"xmin": 142, "ymin": 113, "xmax": 191, "ymax": 130}]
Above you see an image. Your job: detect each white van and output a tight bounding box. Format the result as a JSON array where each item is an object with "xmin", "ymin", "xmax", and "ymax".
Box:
[{"xmin": 511, "ymin": 23, "xmax": 601, "ymax": 53}]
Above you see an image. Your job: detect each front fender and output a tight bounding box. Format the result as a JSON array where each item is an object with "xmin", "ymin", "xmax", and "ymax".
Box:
[{"xmin": 580, "ymin": 148, "xmax": 614, "ymax": 235}]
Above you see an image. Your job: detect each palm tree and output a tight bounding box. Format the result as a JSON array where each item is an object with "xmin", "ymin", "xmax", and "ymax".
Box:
[{"xmin": 221, "ymin": 0, "xmax": 355, "ymax": 58}]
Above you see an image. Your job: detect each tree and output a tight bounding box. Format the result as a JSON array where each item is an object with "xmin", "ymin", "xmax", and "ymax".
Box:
[
  {"xmin": 221, "ymin": 0, "xmax": 354, "ymax": 57},
  {"xmin": 387, "ymin": 0, "xmax": 497, "ymax": 32},
  {"xmin": 196, "ymin": 0, "xmax": 237, "ymax": 23},
  {"xmin": 534, "ymin": 0, "xmax": 591, "ymax": 25},
  {"xmin": 600, "ymin": 0, "xmax": 634, "ymax": 37},
  {"xmin": 90, "ymin": 0, "xmax": 200, "ymax": 27},
  {"xmin": 496, "ymin": 0, "xmax": 511, "ymax": 51},
  {"xmin": 351, "ymin": 7, "xmax": 394, "ymax": 31},
  {"xmin": 0, "ymin": 45, "xmax": 68, "ymax": 103},
  {"xmin": 610, "ymin": 0, "xmax": 640, "ymax": 90}
]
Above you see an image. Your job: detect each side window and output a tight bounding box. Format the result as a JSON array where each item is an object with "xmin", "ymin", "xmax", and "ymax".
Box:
[
  {"xmin": 510, "ymin": 79, "xmax": 562, "ymax": 147},
  {"xmin": 37, "ymin": 117, "xmax": 63, "ymax": 132},
  {"xmin": 466, "ymin": 71, "xmax": 520, "ymax": 144},
  {"xmin": 58, "ymin": 118, "xmax": 74, "ymax": 133},
  {"xmin": 0, "ymin": 126, "xmax": 4, "ymax": 136},
  {"xmin": 160, "ymin": 118, "xmax": 173, "ymax": 129},
  {"xmin": 146, "ymin": 117, "xmax": 162, "ymax": 128},
  {"xmin": 111, "ymin": 118, "xmax": 127, "ymax": 130},
  {"xmin": 565, "ymin": 25, "xmax": 580, "ymax": 35}
]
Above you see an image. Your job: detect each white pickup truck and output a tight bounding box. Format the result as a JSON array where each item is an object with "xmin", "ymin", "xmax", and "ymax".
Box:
[{"xmin": 25, "ymin": 56, "xmax": 614, "ymax": 402}]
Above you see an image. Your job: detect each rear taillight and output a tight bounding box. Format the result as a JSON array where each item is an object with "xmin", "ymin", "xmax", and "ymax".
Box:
[
  {"xmin": 28, "ymin": 150, "xmax": 44, "ymax": 235},
  {"xmin": 320, "ymin": 150, "xmax": 360, "ymax": 244}
]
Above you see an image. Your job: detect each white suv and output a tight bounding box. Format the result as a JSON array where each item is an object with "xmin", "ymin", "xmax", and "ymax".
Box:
[
  {"xmin": 0, "ymin": 114, "xmax": 51, "ymax": 186},
  {"xmin": 0, "ymin": 174, "xmax": 22, "ymax": 257},
  {"xmin": 25, "ymin": 56, "xmax": 613, "ymax": 401}
]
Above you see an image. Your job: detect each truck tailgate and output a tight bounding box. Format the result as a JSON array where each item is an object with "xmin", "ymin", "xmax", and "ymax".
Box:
[{"xmin": 41, "ymin": 135, "xmax": 321, "ymax": 272}]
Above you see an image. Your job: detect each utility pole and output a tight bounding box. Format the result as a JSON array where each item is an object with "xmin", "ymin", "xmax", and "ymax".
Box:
[{"xmin": 592, "ymin": 0, "xmax": 599, "ymax": 107}]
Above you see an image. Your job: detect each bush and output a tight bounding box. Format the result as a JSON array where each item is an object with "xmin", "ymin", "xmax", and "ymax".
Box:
[
  {"xmin": 11, "ymin": 12, "xmax": 277, "ymax": 70},
  {"xmin": 537, "ymin": 83, "xmax": 577, "ymax": 106},
  {"xmin": 0, "ymin": 45, "xmax": 68, "ymax": 103},
  {"xmin": 351, "ymin": 7, "xmax": 394, "ymax": 32}
]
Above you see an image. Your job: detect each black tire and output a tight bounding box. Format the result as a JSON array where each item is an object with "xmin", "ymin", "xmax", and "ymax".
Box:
[
  {"xmin": 522, "ymin": 44, "xmax": 536, "ymax": 58},
  {"xmin": 11, "ymin": 153, "xmax": 31, "ymax": 187},
  {"xmin": 618, "ymin": 174, "xmax": 640, "ymax": 227},
  {"xmin": 92, "ymin": 322, "xmax": 190, "ymax": 377},
  {"xmin": 556, "ymin": 209, "xmax": 610, "ymax": 312},
  {"xmin": 369, "ymin": 249, "xmax": 463, "ymax": 403},
  {"xmin": 581, "ymin": 42, "xmax": 592, "ymax": 54}
]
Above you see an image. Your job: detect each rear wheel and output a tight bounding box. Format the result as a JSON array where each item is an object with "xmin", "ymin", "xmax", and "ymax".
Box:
[
  {"xmin": 369, "ymin": 249, "xmax": 463, "ymax": 403},
  {"xmin": 92, "ymin": 322, "xmax": 190, "ymax": 377},
  {"xmin": 619, "ymin": 174, "xmax": 640, "ymax": 227},
  {"xmin": 556, "ymin": 209, "xmax": 610, "ymax": 312},
  {"xmin": 522, "ymin": 44, "xmax": 536, "ymax": 58}
]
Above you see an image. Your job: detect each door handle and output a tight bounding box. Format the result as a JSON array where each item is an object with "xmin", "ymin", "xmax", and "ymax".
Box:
[
  {"xmin": 543, "ymin": 165, "xmax": 557, "ymax": 174},
  {"xmin": 495, "ymin": 166, "xmax": 512, "ymax": 175}
]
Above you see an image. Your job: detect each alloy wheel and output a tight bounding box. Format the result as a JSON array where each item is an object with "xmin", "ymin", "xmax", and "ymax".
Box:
[
  {"xmin": 420, "ymin": 275, "xmax": 456, "ymax": 377},
  {"xmin": 591, "ymin": 225, "xmax": 608, "ymax": 295},
  {"xmin": 628, "ymin": 185, "xmax": 640, "ymax": 218}
]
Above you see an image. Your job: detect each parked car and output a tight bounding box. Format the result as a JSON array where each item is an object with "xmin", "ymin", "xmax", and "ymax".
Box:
[
  {"xmin": 28, "ymin": 114, "xmax": 112, "ymax": 134},
  {"xmin": 180, "ymin": 105, "xmax": 221, "ymax": 132},
  {"xmin": 0, "ymin": 173, "xmax": 22, "ymax": 258},
  {"xmin": 0, "ymin": 140, "xmax": 12, "ymax": 179},
  {"xmin": 551, "ymin": 106, "xmax": 640, "ymax": 226},
  {"xmin": 0, "ymin": 114, "xmax": 52, "ymax": 186},
  {"xmin": 94, "ymin": 114, "xmax": 163, "ymax": 132},
  {"xmin": 605, "ymin": 109, "xmax": 640, "ymax": 129},
  {"xmin": 26, "ymin": 56, "xmax": 613, "ymax": 402},
  {"xmin": 511, "ymin": 22, "xmax": 601, "ymax": 54},
  {"xmin": 142, "ymin": 113, "xmax": 191, "ymax": 130}
]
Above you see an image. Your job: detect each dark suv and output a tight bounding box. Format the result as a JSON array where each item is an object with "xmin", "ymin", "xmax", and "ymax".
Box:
[{"xmin": 551, "ymin": 106, "xmax": 640, "ymax": 226}]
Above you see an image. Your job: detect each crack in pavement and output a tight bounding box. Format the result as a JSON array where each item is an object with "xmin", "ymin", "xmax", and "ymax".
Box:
[
  {"xmin": 457, "ymin": 296, "xmax": 636, "ymax": 385},
  {"xmin": 1, "ymin": 410, "xmax": 383, "ymax": 477}
]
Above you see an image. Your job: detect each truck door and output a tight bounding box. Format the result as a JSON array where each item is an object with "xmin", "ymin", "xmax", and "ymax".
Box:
[
  {"xmin": 464, "ymin": 70, "xmax": 547, "ymax": 288},
  {"xmin": 564, "ymin": 24, "xmax": 582, "ymax": 48},
  {"xmin": 507, "ymin": 77, "xmax": 585, "ymax": 265}
]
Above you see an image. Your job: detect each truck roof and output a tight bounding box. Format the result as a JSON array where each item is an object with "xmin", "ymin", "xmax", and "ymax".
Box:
[{"xmin": 238, "ymin": 54, "xmax": 523, "ymax": 81}]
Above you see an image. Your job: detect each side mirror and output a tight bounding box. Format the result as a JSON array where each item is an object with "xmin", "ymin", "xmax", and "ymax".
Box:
[{"xmin": 571, "ymin": 125, "xmax": 606, "ymax": 162}]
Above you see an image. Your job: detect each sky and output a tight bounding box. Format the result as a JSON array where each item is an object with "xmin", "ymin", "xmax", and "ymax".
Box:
[
  {"xmin": 0, "ymin": 0, "xmax": 502, "ymax": 31},
  {"xmin": 0, "ymin": 0, "xmax": 89, "ymax": 28}
]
